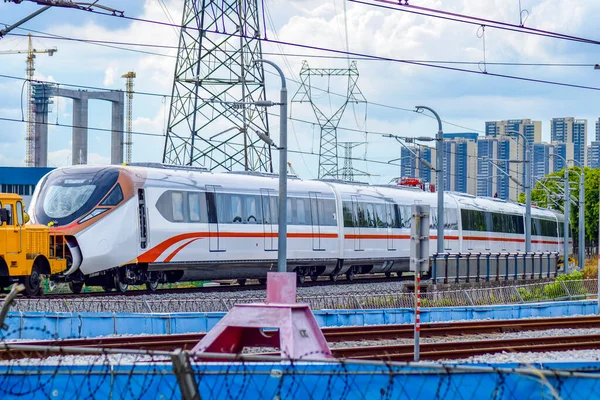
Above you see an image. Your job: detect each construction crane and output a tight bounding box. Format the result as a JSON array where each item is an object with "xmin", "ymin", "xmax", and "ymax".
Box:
[
  {"xmin": 121, "ymin": 71, "xmax": 135, "ymax": 164},
  {"xmin": 0, "ymin": 34, "xmax": 57, "ymax": 166}
]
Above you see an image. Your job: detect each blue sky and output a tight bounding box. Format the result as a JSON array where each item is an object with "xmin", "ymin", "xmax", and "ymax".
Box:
[{"xmin": 1, "ymin": 0, "xmax": 600, "ymax": 183}]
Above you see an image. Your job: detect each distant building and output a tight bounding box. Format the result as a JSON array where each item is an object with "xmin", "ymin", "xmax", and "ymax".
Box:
[
  {"xmin": 483, "ymin": 119, "xmax": 541, "ymax": 200},
  {"xmin": 400, "ymin": 145, "xmax": 435, "ymax": 184},
  {"xmin": 0, "ymin": 167, "xmax": 53, "ymax": 206},
  {"xmin": 588, "ymin": 118, "xmax": 600, "ymax": 169},
  {"xmin": 550, "ymin": 141, "xmax": 574, "ymax": 172},
  {"xmin": 443, "ymin": 132, "xmax": 479, "ymax": 142},
  {"xmin": 477, "ymin": 136, "xmax": 518, "ymax": 200},
  {"xmin": 443, "ymin": 135, "xmax": 478, "ymax": 195},
  {"xmin": 551, "ymin": 117, "xmax": 587, "ymax": 168},
  {"xmin": 532, "ymin": 143, "xmax": 556, "ymax": 182}
]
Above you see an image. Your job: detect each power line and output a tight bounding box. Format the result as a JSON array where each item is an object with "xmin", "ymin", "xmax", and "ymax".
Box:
[
  {"xmin": 351, "ymin": 0, "xmax": 600, "ymax": 46},
  {"xmin": 5, "ymin": 31, "xmax": 596, "ymax": 68},
  {"xmin": 15, "ymin": 4, "xmax": 600, "ymax": 94}
]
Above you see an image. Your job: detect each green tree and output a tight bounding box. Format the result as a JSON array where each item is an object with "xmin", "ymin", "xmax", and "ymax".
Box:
[{"xmin": 524, "ymin": 166, "xmax": 600, "ymax": 247}]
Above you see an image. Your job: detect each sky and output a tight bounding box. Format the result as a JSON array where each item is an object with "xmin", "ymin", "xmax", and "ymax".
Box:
[{"xmin": 1, "ymin": 0, "xmax": 600, "ymax": 184}]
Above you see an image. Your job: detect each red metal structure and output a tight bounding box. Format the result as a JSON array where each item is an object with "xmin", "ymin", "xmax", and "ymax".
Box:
[{"xmin": 191, "ymin": 272, "xmax": 333, "ymax": 359}]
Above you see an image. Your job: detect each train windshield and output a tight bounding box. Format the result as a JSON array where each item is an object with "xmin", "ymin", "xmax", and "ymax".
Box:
[{"xmin": 34, "ymin": 167, "xmax": 120, "ymax": 226}]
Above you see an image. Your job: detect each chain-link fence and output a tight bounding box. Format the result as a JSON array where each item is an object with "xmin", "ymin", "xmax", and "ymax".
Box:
[{"xmin": 11, "ymin": 279, "xmax": 599, "ymax": 313}]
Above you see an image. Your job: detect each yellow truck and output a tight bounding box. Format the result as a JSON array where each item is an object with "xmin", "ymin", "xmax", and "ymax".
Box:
[{"xmin": 0, "ymin": 194, "xmax": 68, "ymax": 296}]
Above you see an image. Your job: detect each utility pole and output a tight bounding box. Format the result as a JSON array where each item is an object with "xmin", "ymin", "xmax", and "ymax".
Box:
[
  {"xmin": 415, "ymin": 106, "xmax": 444, "ymax": 255},
  {"xmin": 122, "ymin": 71, "xmax": 136, "ymax": 164},
  {"xmin": 549, "ymin": 153, "xmax": 570, "ymax": 271}
]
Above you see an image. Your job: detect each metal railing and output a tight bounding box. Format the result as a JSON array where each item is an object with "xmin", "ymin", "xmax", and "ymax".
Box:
[
  {"xmin": 12, "ymin": 279, "xmax": 598, "ymax": 313},
  {"xmin": 430, "ymin": 252, "xmax": 560, "ymax": 284}
]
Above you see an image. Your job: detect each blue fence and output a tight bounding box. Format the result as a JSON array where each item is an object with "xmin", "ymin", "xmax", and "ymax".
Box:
[
  {"xmin": 0, "ymin": 361, "xmax": 597, "ymax": 400},
  {"xmin": 3, "ymin": 300, "xmax": 597, "ymax": 340}
]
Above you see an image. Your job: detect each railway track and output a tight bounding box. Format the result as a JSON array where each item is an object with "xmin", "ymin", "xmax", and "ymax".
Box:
[
  {"xmin": 3, "ymin": 315, "xmax": 600, "ymax": 360},
  {"xmin": 20, "ymin": 274, "xmax": 409, "ymax": 299}
]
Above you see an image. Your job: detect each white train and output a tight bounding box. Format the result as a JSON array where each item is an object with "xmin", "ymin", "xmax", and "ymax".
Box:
[{"xmin": 27, "ymin": 164, "xmax": 570, "ymax": 293}]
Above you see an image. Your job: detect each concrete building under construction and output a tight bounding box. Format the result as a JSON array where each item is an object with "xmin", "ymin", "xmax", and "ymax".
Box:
[{"xmin": 31, "ymin": 83, "xmax": 125, "ymax": 167}]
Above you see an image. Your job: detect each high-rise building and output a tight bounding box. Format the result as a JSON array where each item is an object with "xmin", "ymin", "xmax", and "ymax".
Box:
[
  {"xmin": 550, "ymin": 141, "xmax": 574, "ymax": 171},
  {"xmin": 400, "ymin": 145, "xmax": 435, "ymax": 183},
  {"xmin": 443, "ymin": 133, "xmax": 478, "ymax": 195},
  {"xmin": 588, "ymin": 118, "xmax": 600, "ymax": 168},
  {"xmin": 477, "ymin": 136, "xmax": 519, "ymax": 200},
  {"xmin": 484, "ymin": 119, "xmax": 541, "ymax": 199},
  {"xmin": 532, "ymin": 143, "xmax": 556, "ymax": 182},
  {"xmin": 550, "ymin": 117, "xmax": 587, "ymax": 168}
]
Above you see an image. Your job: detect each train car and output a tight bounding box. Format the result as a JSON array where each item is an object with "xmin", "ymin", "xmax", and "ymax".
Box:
[{"xmin": 27, "ymin": 164, "xmax": 567, "ymax": 293}]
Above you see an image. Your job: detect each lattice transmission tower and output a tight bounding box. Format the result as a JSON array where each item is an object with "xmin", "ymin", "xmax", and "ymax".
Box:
[
  {"xmin": 162, "ymin": 0, "xmax": 272, "ymax": 172},
  {"xmin": 340, "ymin": 141, "xmax": 368, "ymax": 181},
  {"xmin": 292, "ymin": 61, "xmax": 366, "ymax": 179}
]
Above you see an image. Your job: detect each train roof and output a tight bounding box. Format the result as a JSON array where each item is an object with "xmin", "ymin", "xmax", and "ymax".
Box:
[{"xmin": 49, "ymin": 165, "xmax": 563, "ymax": 217}]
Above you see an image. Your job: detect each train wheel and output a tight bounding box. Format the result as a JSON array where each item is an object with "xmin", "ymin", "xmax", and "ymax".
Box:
[
  {"xmin": 329, "ymin": 275, "xmax": 338, "ymax": 282},
  {"xmin": 237, "ymin": 279, "xmax": 247, "ymax": 286},
  {"xmin": 69, "ymin": 281, "xmax": 84, "ymax": 294},
  {"xmin": 114, "ymin": 274, "xmax": 128, "ymax": 293},
  {"xmin": 22, "ymin": 265, "xmax": 42, "ymax": 297},
  {"xmin": 346, "ymin": 270, "xmax": 355, "ymax": 281},
  {"xmin": 145, "ymin": 280, "xmax": 159, "ymax": 291},
  {"xmin": 258, "ymin": 278, "xmax": 267, "ymax": 285},
  {"xmin": 297, "ymin": 274, "xmax": 306, "ymax": 284}
]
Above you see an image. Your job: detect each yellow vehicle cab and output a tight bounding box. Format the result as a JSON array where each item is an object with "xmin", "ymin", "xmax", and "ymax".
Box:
[{"xmin": 0, "ymin": 193, "xmax": 68, "ymax": 296}]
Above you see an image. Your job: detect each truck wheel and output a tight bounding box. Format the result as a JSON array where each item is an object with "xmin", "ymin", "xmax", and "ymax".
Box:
[
  {"xmin": 69, "ymin": 281, "xmax": 84, "ymax": 294},
  {"xmin": 22, "ymin": 265, "xmax": 42, "ymax": 297}
]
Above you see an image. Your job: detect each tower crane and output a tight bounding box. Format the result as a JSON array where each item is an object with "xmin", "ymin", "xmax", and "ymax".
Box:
[{"xmin": 0, "ymin": 34, "xmax": 57, "ymax": 166}]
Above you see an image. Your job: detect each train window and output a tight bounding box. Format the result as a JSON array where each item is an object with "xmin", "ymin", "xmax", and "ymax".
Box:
[
  {"xmin": 318, "ymin": 199, "xmax": 337, "ymax": 226},
  {"xmin": 296, "ymin": 198, "xmax": 308, "ymax": 225},
  {"xmin": 245, "ymin": 195, "xmax": 260, "ymax": 224},
  {"xmin": 461, "ymin": 209, "xmax": 486, "ymax": 232},
  {"xmin": 393, "ymin": 204, "xmax": 402, "ymax": 228},
  {"xmin": 364, "ymin": 203, "xmax": 375, "ymax": 228},
  {"xmin": 172, "ymin": 192, "xmax": 184, "ymax": 222},
  {"xmin": 356, "ymin": 203, "xmax": 367, "ymax": 227},
  {"xmin": 343, "ymin": 201, "xmax": 354, "ymax": 227},
  {"xmin": 445, "ymin": 209, "xmax": 458, "ymax": 230},
  {"xmin": 229, "ymin": 195, "xmax": 242, "ymax": 223},
  {"xmin": 402, "ymin": 206, "xmax": 411, "ymax": 229},
  {"xmin": 188, "ymin": 193, "xmax": 201, "ymax": 222},
  {"xmin": 430, "ymin": 207, "xmax": 437, "ymax": 229},
  {"xmin": 206, "ymin": 191, "xmax": 217, "ymax": 223},
  {"xmin": 101, "ymin": 184, "xmax": 124, "ymax": 206},
  {"xmin": 374, "ymin": 203, "xmax": 386, "ymax": 228}
]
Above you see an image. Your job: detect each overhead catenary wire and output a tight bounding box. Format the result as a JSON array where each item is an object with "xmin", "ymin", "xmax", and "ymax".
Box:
[{"xmin": 10, "ymin": 4, "xmax": 600, "ymax": 95}]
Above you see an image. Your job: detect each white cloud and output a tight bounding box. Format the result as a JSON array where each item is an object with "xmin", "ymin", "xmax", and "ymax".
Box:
[{"xmin": 103, "ymin": 66, "xmax": 117, "ymax": 87}]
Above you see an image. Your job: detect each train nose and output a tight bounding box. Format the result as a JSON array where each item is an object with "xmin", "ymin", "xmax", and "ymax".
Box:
[{"xmin": 63, "ymin": 236, "xmax": 83, "ymax": 276}]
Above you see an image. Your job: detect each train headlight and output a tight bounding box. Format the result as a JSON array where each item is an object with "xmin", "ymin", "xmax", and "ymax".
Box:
[{"xmin": 78, "ymin": 208, "xmax": 109, "ymax": 224}]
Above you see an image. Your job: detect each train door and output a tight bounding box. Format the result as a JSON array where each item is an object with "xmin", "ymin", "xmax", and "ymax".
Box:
[
  {"xmin": 351, "ymin": 195, "xmax": 362, "ymax": 251},
  {"xmin": 385, "ymin": 201, "xmax": 395, "ymax": 251},
  {"xmin": 206, "ymin": 185, "xmax": 225, "ymax": 252},
  {"xmin": 260, "ymin": 188, "xmax": 276, "ymax": 251},
  {"xmin": 309, "ymin": 192, "xmax": 324, "ymax": 251}
]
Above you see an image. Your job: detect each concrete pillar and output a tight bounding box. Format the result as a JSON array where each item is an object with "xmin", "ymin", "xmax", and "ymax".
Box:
[
  {"xmin": 34, "ymin": 107, "xmax": 48, "ymax": 167},
  {"xmin": 110, "ymin": 91, "xmax": 124, "ymax": 164},
  {"xmin": 72, "ymin": 92, "xmax": 88, "ymax": 165}
]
